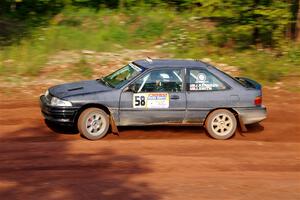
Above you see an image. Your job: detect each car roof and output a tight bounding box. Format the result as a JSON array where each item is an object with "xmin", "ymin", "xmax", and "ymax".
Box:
[{"xmin": 132, "ymin": 59, "xmax": 209, "ymax": 69}]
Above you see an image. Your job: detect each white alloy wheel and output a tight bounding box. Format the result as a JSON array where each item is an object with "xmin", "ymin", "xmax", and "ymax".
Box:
[
  {"xmin": 205, "ymin": 109, "xmax": 237, "ymax": 140},
  {"xmin": 78, "ymin": 108, "xmax": 109, "ymax": 140}
]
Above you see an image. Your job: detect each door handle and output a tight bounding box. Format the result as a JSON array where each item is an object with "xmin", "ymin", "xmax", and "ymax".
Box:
[{"xmin": 170, "ymin": 95, "xmax": 180, "ymax": 100}]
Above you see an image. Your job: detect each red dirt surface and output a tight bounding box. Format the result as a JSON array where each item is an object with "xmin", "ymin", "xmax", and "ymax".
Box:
[{"xmin": 0, "ymin": 88, "xmax": 299, "ymax": 200}]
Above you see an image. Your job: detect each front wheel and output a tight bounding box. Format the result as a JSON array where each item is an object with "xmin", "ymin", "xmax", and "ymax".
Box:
[
  {"xmin": 205, "ymin": 109, "xmax": 237, "ymax": 140},
  {"xmin": 77, "ymin": 108, "xmax": 109, "ymax": 140}
]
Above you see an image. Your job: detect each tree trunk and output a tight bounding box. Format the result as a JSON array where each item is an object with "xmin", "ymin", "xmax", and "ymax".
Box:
[
  {"xmin": 253, "ymin": 0, "xmax": 260, "ymax": 46},
  {"xmin": 291, "ymin": 0, "xmax": 300, "ymax": 41},
  {"xmin": 119, "ymin": 0, "xmax": 124, "ymax": 10},
  {"xmin": 10, "ymin": 2, "xmax": 16, "ymax": 12},
  {"xmin": 296, "ymin": 0, "xmax": 300, "ymax": 42}
]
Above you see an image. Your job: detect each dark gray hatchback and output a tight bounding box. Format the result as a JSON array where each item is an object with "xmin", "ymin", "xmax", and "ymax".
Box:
[{"xmin": 40, "ymin": 59, "xmax": 267, "ymax": 140}]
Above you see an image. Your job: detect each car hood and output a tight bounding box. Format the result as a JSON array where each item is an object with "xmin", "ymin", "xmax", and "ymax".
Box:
[{"xmin": 49, "ymin": 80, "xmax": 112, "ymax": 99}]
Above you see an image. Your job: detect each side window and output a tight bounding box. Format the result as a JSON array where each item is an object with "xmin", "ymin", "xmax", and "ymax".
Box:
[
  {"xmin": 135, "ymin": 69, "xmax": 183, "ymax": 92},
  {"xmin": 187, "ymin": 69, "xmax": 227, "ymax": 91}
]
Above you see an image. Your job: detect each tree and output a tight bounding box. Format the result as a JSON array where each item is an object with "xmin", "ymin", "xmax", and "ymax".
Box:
[
  {"xmin": 295, "ymin": 0, "xmax": 300, "ymax": 42},
  {"xmin": 289, "ymin": 0, "xmax": 299, "ymax": 41},
  {"xmin": 194, "ymin": 0, "xmax": 291, "ymax": 48}
]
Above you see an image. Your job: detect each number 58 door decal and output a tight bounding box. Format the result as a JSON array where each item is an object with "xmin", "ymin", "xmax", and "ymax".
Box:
[
  {"xmin": 133, "ymin": 93, "xmax": 169, "ymax": 109},
  {"xmin": 134, "ymin": 95, "xmax": 146, "ymax": 108}
]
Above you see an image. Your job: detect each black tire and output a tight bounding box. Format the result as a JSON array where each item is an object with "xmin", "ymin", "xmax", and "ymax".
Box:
[
  {"xmin": 77, "ymin": 108, "xmax": 109, "ymax": 140},
  {"xmin": 205, "ymin": 109, "xmax": 237, "ymax": 140}
]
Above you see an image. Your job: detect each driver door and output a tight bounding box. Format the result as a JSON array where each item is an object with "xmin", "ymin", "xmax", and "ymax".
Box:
[{"xmin": 119, "ymin": 68, "xmax": 186, "ymax": 125}]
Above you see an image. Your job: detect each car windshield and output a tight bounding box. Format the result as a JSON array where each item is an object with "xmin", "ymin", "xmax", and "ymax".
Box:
[{"xmin": 100, "ymin": 63, "xmax": 143, "ymax": 88}]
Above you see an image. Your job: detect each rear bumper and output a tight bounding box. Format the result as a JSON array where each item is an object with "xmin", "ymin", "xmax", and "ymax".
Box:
[
  {"xmin": 39, "ymin": 95, "xmax": 79, "ymax": 124},
  {"xmin": 234, "ymin": 106, "xmax": 267, "ymax": 125}
]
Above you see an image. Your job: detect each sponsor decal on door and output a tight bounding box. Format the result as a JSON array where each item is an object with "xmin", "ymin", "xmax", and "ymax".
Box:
[{"xmin": 133, "ymin": 93, "xmax": 169, "ymax": 109}]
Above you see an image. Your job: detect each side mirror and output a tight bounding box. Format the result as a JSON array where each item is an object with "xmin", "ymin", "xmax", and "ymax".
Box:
[{"xmin": 124, "ymin": 84, "xmax": 137, "ymax": 93}]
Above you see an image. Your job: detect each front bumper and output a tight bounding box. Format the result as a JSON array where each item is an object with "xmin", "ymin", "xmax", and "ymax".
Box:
[
  {"xmin": 39, "ymin": 95, "xmax": 79, "ymax": 124},
  {"xmin": 234, "ymin": 106, "xmax": 267, "ymax": 125}
]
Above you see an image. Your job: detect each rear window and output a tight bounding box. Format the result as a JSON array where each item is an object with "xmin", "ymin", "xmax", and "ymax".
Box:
[
  {"xmin": 211, "ymin": 66, "xmax": 254, "ymax": 88},
  {"xmin": 234, "ymin": 77, "xmax": 256, "ymax": 88}
]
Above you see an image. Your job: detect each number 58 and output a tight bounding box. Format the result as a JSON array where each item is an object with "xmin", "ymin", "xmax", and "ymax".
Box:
[{"xmin": 135, "ymin": 95, "xmax": 146, "ymax": 107}]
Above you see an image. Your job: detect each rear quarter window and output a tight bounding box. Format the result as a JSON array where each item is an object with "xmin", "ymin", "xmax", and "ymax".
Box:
[{"xmin": 187, "ymin": 69, "xmax": 228, "ymax": 91}]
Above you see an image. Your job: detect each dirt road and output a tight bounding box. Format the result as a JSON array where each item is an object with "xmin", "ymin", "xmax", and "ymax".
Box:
[{"xmin": 0, "ymin": 88, "xmax": 299, "ymax": 200}]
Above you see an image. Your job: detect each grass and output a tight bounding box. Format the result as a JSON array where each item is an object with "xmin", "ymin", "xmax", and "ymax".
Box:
[
  {"xmin": 74, "ymin": 57, "xmax": 93, "ymax": 78},
  {"xmin": 0, "ymin": 8, "xmax": 175, "ymax": 77},
  {"xmin": 0, "ymin": 7, "xmax": 299, "ymax": 84}
]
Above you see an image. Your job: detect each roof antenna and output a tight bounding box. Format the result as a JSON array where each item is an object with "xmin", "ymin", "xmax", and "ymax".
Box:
[{"xmin": 146, "ymin": 57, "xmax": 153, "ymax": 63}]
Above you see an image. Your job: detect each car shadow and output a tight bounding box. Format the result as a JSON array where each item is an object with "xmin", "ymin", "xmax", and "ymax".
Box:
[
  {"xmin": 246, "ymin": 123, "xmax": 265, "ymax": 133},
  {"xmin": 235, "ymin": 123, "xmax": 265, "ymax": 139},
  {"xmin": 119, "ymin": 125, "xmax": 204, "ymax": 133},
  {"xmin": 244, "ymin": 123, "xmax": 265, "ymax": 134},
  {"xmin": 44, "ymin": 120, "xmax": 79, "ymax": 134},
  {"xmin": 110, "ymin": 125, "xmax": 207, "ymax": 140},
  {"xmin": 42, "ymin": 120, "xmax": 264, "ymax": 140}
]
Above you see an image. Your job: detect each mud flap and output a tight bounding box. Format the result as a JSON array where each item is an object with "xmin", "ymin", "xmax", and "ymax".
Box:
[
  {"xmin": 238, "ymin": 115, "xmax": 248, "ymax": 132},
  {"xmin": 109, "ymin": 115, "xmax": 119, "ymax": 135}
]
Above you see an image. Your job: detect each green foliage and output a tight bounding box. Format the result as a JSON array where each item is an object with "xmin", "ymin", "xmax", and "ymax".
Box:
[
  {"xmin": 74, "ymin": 57, "xmax": 93, "ymax": 78},
  {"xmin": 0, "ymin": 0, "xmax": 297, "ymax": 49},
  {"xmin": 0, "ymin": 7, "xmax": 175, "ymax": 76},
  {"xmin": 174, "ymin": 46, "xmax": 299, "ymax": 83},
  {"xmin": 287, "ymin": 46, "xmax": 300, "ymax": 64},
  {"xmin": 0, "ymin": 39, "xmax": 48, "ymax": 76},
  {"xmin": 134, "ymin": 18, "xmax": 166, "ymax": 40},
  {"xmin": 195, "ymin": 0, "xmax": 291, "ymax": 48},
  {"xmin": 0, "ymin": 2, "xmax": 299, "ymax": 83}
]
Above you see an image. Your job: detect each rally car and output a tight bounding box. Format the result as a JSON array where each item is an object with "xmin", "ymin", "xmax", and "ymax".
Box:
[{"xmin": 40, "ymin": 58, "xmax": 267, "ymax": 140}]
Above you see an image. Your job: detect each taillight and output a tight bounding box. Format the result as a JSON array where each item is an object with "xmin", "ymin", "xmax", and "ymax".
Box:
[{"xmin": 254, "ymin": 96, "xmax": 262, "ymax": 106}]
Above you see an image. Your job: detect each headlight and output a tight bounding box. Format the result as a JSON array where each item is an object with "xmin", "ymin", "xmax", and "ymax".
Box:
[
  {"xmin": 45, "ymin": 90, "xmax": 49, "ymax": 97},
  {"xmin": 51, "ymin": 97, "xmax": 72, "ymax": 107}
]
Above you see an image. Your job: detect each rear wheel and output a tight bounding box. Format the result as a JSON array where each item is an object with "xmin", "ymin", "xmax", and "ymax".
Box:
[
  {"xmin": 205, "ymin": 109, "xmax": 237, "ymax": 140},
  {"xmin": 77, "ymin": 108, "xmax": 109, "ymax": 140}
]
